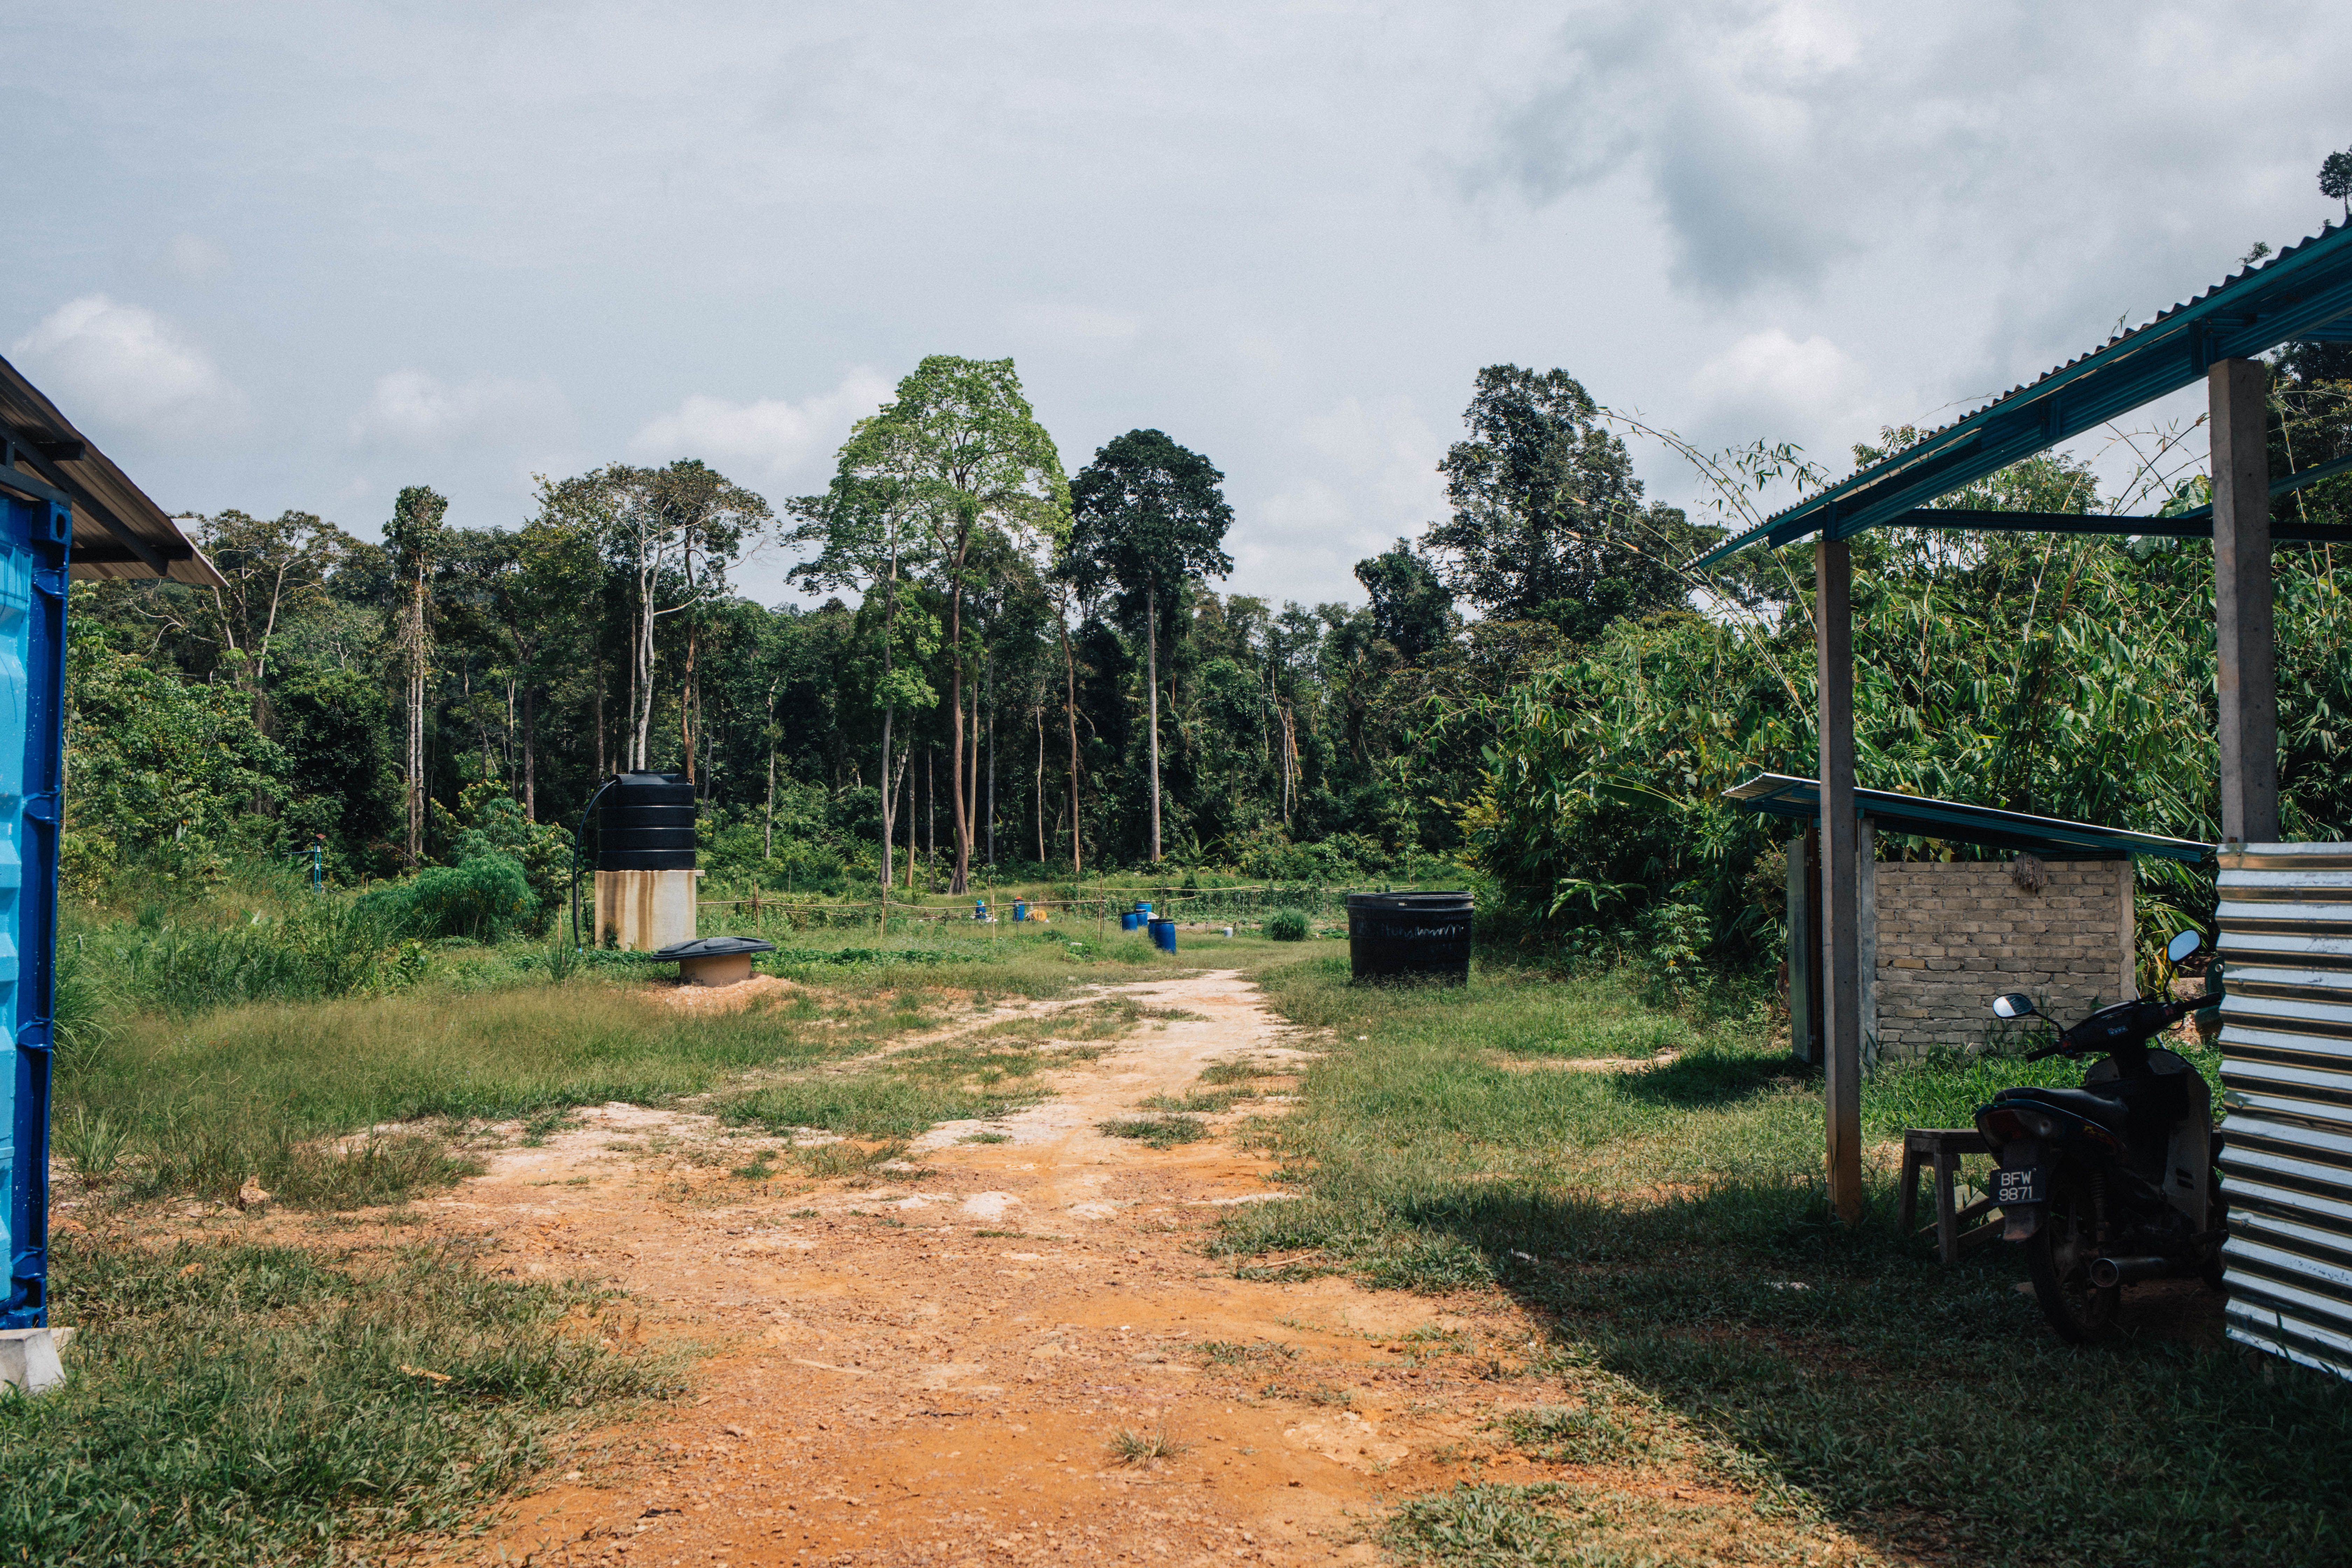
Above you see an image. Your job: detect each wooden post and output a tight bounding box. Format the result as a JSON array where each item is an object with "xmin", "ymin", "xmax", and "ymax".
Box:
[
  {"xmin": 1817, "ymin": 538, "xmax": 1863, "ymax": 1223},
  {"xmin": 2211, "ymin": 357, "xmax": 2279, "ymax": 846}
]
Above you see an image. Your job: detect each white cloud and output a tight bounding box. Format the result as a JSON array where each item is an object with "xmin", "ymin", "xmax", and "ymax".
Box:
[
  {"xmin": 628, "ymin": 369, "xmax": 895, "ymax": 483},
  {"xmin": 351, "ymin": 370, "xmax": 570, "ymax": 450},
  {"xmin": 1236, "ymin": 396, "xmax": 1449, "ymax": 603},
  {"xmin": 1689, "ymin": 328, "xmax": 1869, "ymax": 431},
  {"xmin": 1299, "ymin": 396, "xmax": 1447, "ymax": 524},
  {"xmin": 10, "ymin": 295, "xmax": 243, "ymax": 440}
]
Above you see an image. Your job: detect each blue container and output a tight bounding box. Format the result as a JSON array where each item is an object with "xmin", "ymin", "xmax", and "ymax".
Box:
[
  {"xmin": 1120, "ymin": 911, "xmax": 1141, "ymax": 931},
  {"xmin": 1149, "ymin": 918, "xmax": 1177, "ymax": 954},
  {"xmin": 974, "ymin": 898, "xmax": 988, "ymax": 920},
  {"xmin": 0, "ymin": 486, "xmax": 66, "ymax": 1329},
  {"xmin": 1013, "ymin": 901, "xmax": 1027, "ymax": 922},
  {"xmin": 1136, "ymin": 901, "xmax": 1153, "ymax": 915}
]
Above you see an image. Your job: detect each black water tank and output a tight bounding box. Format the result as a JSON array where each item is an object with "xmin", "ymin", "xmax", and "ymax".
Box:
[
  {"xmin": 598, "ymin": 771, "xmax": 696, "ymax": 870},
  {"xmin": 1346, "ymin": 891, "xmax": 1473, "ymax": 985}
]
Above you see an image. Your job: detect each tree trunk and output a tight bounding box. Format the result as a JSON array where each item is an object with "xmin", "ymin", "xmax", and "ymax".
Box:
[
  {"xmin": 1060, "ymin": 610, "xmax": 1081, "ymax": 878},
  {"xmin": 594, "ymin": 645, "xmax": 606, "ymax": 781},
  {"xmin": 680, "ymin": 625, "xmax": 696, "ymax": 784},
  {"xmin": 522, "ymin": 683, "xmax": 537, "ymax": 821},
  {"xmin": 947, "ymin": 575, "xmax": 970, "ymax": 895},
  {"xmin": 984, "ymin": 642, "xmax": 995, "ymax": 869},
  {"xmin": 878, "ymin": 706, "xmax": 895, "ymax": 893},
  {"xmin": 1146, "ymin": 585, "xmax": 1161, "ymax": 862},
  {"xmin": 765, "ymin": 680, "xmax": 778, "ymax": 861},
  {"xmin": 926, "ymin": 745, "xmax": 936, "ymax": 889},
  {"xmin": 404, "ymin": 574, "xmax": 426, "ymax": 868},
  {"xmin": 1034, "ymin": 706, "xmax": 1045, "ymax": 863}
]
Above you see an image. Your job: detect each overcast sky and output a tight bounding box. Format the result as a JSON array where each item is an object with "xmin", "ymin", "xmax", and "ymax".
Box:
[{"xmin": 7, "ymin": 2, "xmax": 2347, "ymax": 608}]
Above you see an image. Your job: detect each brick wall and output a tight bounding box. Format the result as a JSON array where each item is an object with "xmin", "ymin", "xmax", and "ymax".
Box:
[{"xmin": 1872, "ymin": 858, "xmax": 2133, "ymax": 1058}]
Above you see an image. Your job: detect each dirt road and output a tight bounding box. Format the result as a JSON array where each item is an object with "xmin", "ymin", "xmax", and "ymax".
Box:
[{"xmin": 444, "ymin": 967, "xmax": 1875, "ymax": 1568}]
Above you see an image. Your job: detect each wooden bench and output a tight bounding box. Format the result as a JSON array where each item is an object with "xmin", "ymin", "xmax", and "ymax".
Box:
[{"xmin": 1898, "ymin": 1127, "xmax": 2002, "ymax": 1264}]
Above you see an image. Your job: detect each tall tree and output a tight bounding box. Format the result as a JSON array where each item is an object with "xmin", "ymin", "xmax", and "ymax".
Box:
[
  {"xmin": 789, "ymin": 473, "xmax": 932, "ymax": 892},
  {"xmin": 1353, "ymin": 538, "xmax": 1455, "ymax": 665},
  {"xmin": 537, "ymin": 462, "xmax": 763, "ymax": 775},
  {"xmin": 2323, "ymin": 146, "xmax": 2352, "ymax": 220},
  {"xmin": 1067, "ymin": 429, "xmax": 1234, "ymax": 862},
  {"xmin": 826, "ymin": 357, "xmax": 1067, "ymax": 893},
  {"xmin": 382, "ymin": 485, "xmax": 447, "ymax": 867},
  {"xmin": 1422, "ymin": 366, "xmax": 1705, "ymax": 642},
  {"xmin": 646, "ymin": 461, "xmax": 771, "ymax": 787}
]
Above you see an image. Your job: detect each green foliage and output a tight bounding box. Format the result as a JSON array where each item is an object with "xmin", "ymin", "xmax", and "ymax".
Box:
[
  {"xmin": 102, "ymin": 900, "xmax": 403, "ymax": 1015},
  {"xmin": 0, "ymin": 1234, "xmax": 677, "ymax": 1565},
  {"xmin": 62, "ymin": 614, "xmax": 288, "ymax": 888},
  {"xmin": 1422, "ymin": 366, "xmax": 1715, "ymax": 642},
  {"xmin": 356, "ymin": 853, "xmax": 539, "ymax": 942},
  {"xmin": 1264, "ymin": 908, "xmax": 1310, "ymax": 942}
]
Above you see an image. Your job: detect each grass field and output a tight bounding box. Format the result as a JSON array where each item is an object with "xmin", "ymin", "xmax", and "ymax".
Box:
[
  {"xmin": 1223, "ymin": 954, "xmax": 2352, "ymax": 1567},
  {"xmin": 0, "ymin": 1232, "xmax": 681, "ymax": 1567}
]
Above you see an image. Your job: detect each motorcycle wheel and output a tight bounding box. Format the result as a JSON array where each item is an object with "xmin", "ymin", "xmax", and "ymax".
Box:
[{"xmin": 2026, "ymin": 1176, "xmax": 2118, "ymax": 1343}]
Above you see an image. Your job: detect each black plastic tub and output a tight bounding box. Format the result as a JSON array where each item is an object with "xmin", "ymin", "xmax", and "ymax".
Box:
[
  {"xmin": 1345, "ymin": 891, "xmax": 1473, "ymax": 985},
  {"xmin": 598, "ymin": 771, "xmax": 697, "ymax": 870}
]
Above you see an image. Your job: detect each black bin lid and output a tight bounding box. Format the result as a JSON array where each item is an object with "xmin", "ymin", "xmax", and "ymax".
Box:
[{"xmin": 654, "ymin": 936, "xmax": 778, "ymax": 960}]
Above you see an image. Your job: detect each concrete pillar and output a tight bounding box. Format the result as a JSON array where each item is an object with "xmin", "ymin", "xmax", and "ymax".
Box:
[
  {"xmin": 2118, "ymin": 859, "xmax": 2138, "ymax": 1002},
  {"xmin": 1816, "ymin": 538, "xmax": 1863, "ymax": 1223},
  {"xmin": 2210, "ymin": 358, "xmax": 2278, "ymax": 845}
]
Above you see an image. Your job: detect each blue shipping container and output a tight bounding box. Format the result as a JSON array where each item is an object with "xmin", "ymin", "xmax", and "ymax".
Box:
[{"xmin": 0, "ymin": 484, "xmax": 65, "ymax": 1329}]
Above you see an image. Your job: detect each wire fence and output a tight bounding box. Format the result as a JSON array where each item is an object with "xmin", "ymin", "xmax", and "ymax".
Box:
[{"xmin": 688, "ymin": 881, "xmax": 1401, "ymax": 934}]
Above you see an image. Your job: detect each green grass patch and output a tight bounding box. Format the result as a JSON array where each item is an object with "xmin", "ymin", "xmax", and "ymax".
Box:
[
  {"xmin": 1237, "ymin": 952, "xmax": 2352, "ymax": 1566},
  {"xmin": 3, "ymin": 1233, "xmax": 679, "ymax": 1566},
  {"xmin": 1097, "ymin": 1114, "xmax": 1209, "ymax": 1147},
  {"xmin": 1141, "ymin": 1087, "xmax": 1254, "ymax": 1113},
  {"xmin": 721, "ymin": 1029, "xmax": 1104, "ymax": 1141}
]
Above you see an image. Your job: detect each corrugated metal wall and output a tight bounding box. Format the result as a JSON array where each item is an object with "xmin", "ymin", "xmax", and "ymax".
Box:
[{"xmin": 2215, "ymin": 843, "xmax": 2352, "ymax": 1380}]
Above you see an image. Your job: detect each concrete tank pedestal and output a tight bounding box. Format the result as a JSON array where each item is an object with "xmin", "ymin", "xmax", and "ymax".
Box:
[{"xmin": 594, "ymin": 868, "xmax": 699, "ymax": 951}]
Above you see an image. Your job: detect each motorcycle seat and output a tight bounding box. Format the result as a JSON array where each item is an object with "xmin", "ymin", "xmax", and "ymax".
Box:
[{"xmin": 1996, "ymin": 1084, "xmax": 2131, "ymax": 1135}]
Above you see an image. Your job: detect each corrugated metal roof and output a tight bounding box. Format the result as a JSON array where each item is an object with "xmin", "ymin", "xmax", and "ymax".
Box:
[
  {"xmin": 0, "ymin": 353, "xmax": 222, "ymax": 587},
  {"xmin": 1724, "ymin": 772, "xmax": 2211, "ymax": 863},
  {"xmin": 1691, "ymin": 220, "xmax": 2352, "ymax": 569}
]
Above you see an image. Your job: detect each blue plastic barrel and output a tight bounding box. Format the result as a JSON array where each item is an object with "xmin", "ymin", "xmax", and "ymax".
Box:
[
  {"xmin": 974, "ymin": 898, "xmax": 988, "ymax": 920},
  {"xmin": 1120, "ymin": 911, "xmax": 1141, "ymax": 931},
  {"xmin": 1137, "ymin": 901, "xmax": 1153, "ymax": 914},
  {"xmin": 1149, "ymin": 918, "xmax": 1177, "ymax": 953},
  {"xmin": 1013, "ymin": 901, "xmax": 1028, "ymax": 922}
]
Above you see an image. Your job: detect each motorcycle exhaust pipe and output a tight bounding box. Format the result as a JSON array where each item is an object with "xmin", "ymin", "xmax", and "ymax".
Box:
[{"xmin": 2087, "ymin": 1256, "xmax": 2175, "ymax": 1288}]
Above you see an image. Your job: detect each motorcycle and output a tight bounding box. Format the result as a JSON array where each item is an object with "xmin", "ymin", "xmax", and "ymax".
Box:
[{"xmin": 1972, "ymin": 929, "xmax": 2227, "ymax": 1342}]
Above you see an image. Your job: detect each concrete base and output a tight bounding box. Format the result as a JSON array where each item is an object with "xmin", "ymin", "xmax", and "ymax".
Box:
[
  {"xmin": 594, "ymin": 868, "xmax": 699, "ymax": 951},
  {"xmin": 677, "ymin": 952, "xmax": 754, "ymax": 987},
  {"xmin": 0, "ymin": 1328, "xmax": 68, "ymax": 1395}
]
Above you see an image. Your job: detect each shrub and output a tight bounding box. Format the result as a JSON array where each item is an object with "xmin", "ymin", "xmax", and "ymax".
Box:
[
  {"xmin": 356, "ymin": 854, "xmax": 538, "ymax": 942},
  {"xmin": 1264, "ymin": 908, "xmax": 1310, "ymax": 942},
  {"xmin": 118, "ymin": 900, "xmax": 402, "ymax": 1015}
]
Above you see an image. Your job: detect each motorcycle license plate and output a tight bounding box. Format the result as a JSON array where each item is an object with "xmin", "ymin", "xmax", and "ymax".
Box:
[{"xmin": 1996, "ymin": 1168, "xmax": 2043, "ymax": 1206}]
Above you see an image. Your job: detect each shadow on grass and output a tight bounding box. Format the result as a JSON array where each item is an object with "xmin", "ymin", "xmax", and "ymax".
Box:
[
  {"xmin": 1615, "ymin": 1049, "xmax": 1811, "ymax": 1109},
  {"xmin": 1225, "ymin": 1164, "xmax": 2352, "ymax": 1566}
]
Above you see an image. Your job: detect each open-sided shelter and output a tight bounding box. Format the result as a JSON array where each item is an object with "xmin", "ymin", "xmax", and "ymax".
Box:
[
  {"xmin": 1691, "ymin": 220, "xmax": 2352, "ymax": 1377},
  {"xmin": 0, "ymin": 353, "xmax": 219, "ymax": 1331}
]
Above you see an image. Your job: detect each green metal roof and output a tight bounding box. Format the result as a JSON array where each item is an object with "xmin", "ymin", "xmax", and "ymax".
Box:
[
  {"xmin": 1692, "ymin": 221, "xmax": 2352, "ymax": 571},
  {"xmin": 1724, "ymin": 772, "xmax": 2212, "ymax": 863}
]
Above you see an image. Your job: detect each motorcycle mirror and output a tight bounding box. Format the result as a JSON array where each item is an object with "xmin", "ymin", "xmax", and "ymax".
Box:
[
  {"xmin": 2166, "ymin": 929, "xmax": 2203, "ymax": 964},
  {"xmin": 1991, "ymin": 992, "xmax": 2037, "ymax": 1020}
]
